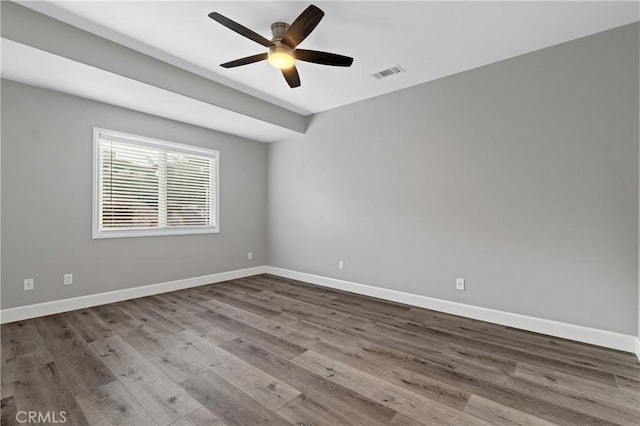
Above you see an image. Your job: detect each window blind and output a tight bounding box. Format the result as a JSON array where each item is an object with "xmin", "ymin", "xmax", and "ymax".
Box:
[{"xmin": 94, "ymin": 129, "xmax": 218, "ymax": 238}]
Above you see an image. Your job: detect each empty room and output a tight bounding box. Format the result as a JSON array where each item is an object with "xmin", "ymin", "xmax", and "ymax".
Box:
[{"xmin": 1, "ymin": 1, "xmax": 639, "ymax": 425}]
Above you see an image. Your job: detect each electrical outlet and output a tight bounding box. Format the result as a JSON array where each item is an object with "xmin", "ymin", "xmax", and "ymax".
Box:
[
  {"xmin": 456, "ymin": 278, "xmax": 465, "ymax": 291},
  {"xmin": 247, "ymin": 252, "xmax": 253, "ymax": 260},
  {"xmin": 64, "ymin": 273, "xmax": 73, "ymax": 285},
  {"xmin": 24, "ymin": 278, "xmax": 34, "ymax": 291},
  {"xmin": 338, "ymin": 260, "xmax": 344, "ymax": 270}
]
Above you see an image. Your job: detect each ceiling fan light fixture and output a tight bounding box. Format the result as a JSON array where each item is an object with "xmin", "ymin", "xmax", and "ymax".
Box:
[
  {"xmin": 268, "ymin": 42, "xmax": 295, "ymax": 69},
  {"xmin": 268, "ymin": 52, "xmax": 295, "ymax": 69}
]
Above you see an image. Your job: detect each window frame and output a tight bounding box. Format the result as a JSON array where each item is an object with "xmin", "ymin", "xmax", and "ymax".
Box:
[{"xmin": 92, "ymin": 127, "xmax": 220, "ymax": 239}]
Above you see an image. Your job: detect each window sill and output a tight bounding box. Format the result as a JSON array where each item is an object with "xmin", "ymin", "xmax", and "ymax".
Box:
[{"xmin": 92, "ymin": 226, "xmax": 219, "ymax": 239}]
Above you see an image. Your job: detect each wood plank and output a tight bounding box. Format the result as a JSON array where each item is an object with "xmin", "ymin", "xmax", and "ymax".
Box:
[
  {"xmin": 4, "ymin": 351, "xmax": 89, "ymax": 425},
  {"xmin": 292, "ymin": 350, "xmax": 491, "ymax": 426},
  {"xmin": 63, "ymin": 309, "xmax": 115, "ymax": 343},
  {"xmin": 114, "ymin": 299, "xmax": 184, "ymax": 334},
  {"xmin": 1, "ymin": 396, "xmax": 17, "ymax": 426},
  {"xmin": 390, "ymin": 413, "xmax": 427, "ymax": 426},
  {"xmin": 286, "ymin": 310, "xmax": 616, "ymax": 426},
  {"xmin": 197, "ymin": 298, "xmax": 297, "ymax": 338},
  {"xmin": 195, "ymin": 310, "xmax": 307, "ymax": 360},
  {"xmin": 418, "ymin": 322, "xmax": 624, "ymax": 384},
  {"xmin": 399, "ymin": 351, "xmax": 622, "ymax": 425},
  {"xmin": 248, "ymin": 291, "xmax": 352, "ymax": 323},
  {"xmin": 194, "ymin": 286, "xmax": 282, "ymax": 317},
  {"xmin": 298, "ymin": 327, "xmax": 472, "ymax": 411},
  {"xmin": 494, "ymin": 319, "xmax": 635, "ymax": 367},
  {"xmin": 369, "ymin": 321, "xmax": 616, "ymax": 386},
  {"xmin": 291, "ymin": 309, "xmax": 374, "ymax": 337},
  {"xmin": 463, "ymin": 395, "xmax": 559, "ymax": 426},
  {"xmin": 365, "ymin": 321, "xmax": 518, "ymax": 373},
  {"xmin": 316, "ymin": 297, "xmax": 411, "ymax": 327},
  {"xmin": 162, "ymin": 330, "xmax": 301, "ymax": 410},
  {"xmin": 333, "ymin": 291, "xmax": 412, "ymax": 313},
  {"xmin": 285, "ymin": 319, "xmax": 473, "ymax": 408},
  {"xmin": 211, "ymin": 279, "xmax": 265, "ymax": 294},
  {"xmin": 2, "ymin": 321, "xmax": 50, "ymax": 361},
  {"xmin": 255, "ymin": 275, "xmax": 347, "ymax": 298},
  {"xmin": 180, "ymin": 370, "xmax": 290, "ymax": 425},
  {"xmin": 1, "ymin": 321, "xmax": 50, "ymax": 399},
  {"xmin": 276, "ymin": 394, "xmax": 356, "ymax": 426},
  {"xmin": 154, "ymin": 293, "xmax": 210, "ymax": 315},
  {"xmin": 145, "ymin": 296, "xmax": 238, "ymax": 343},
  {"xmin": 271, "ymin": 313, "xmax": 304, "ymax": 328},
  {"xmin": 90, "ymin": 304, "xmax": 136, "ymax": 326},
  {"xmin": 248, "ymin": 277, "xmax": 339, "ymax": 305},
  {"xmin": 220, "ymin": 337, "xmax": 397, "ymax": 425},
  {"xmin": 409, "ymin": 310, "xmax": 640, "ymax": 369},
  {"xmin": 170, "ymin": 407, "xmax": 227, "ymax": 426},
  {"xmin": 248, "ymin": 290, "xmax": 376, "ymax": 336},
  {"xmin": 616, "ymin": 374, "xmax": 640, "ymax": 394},
  {"xmin": 502, "ymin": 374, "xmax": 639, "ymax": 426},
  {"xmin": 173, "ymin": 289, "xmax": 211, "ymax": 303},
  {"xmin": 119, "ymin": 327, "xmax": 208, "ymax": 383},
  {"xmin": 33, "ymin": 314, "xmax": 116, "ymax": 396},
  {"xmin": 138, "ymin": 296, "xmax": 184, "ymax": 317},
  {"xmin": 76, "ymin": 380, "xmax": 158, "ymax": 425},
  {"xmin": 90, "ymin": 335, "xmax": 201, "ymax": 425},
  {"xmin": 424, "ymin": 322, "xmax": 640, "ymax": 380},
  {"xmin": 340, "ymin": 321, "xmax": 520, "ymax": 382},
  {"xmin": 515, "ymin": 363, "xmax": 639, "ymax": 410}
]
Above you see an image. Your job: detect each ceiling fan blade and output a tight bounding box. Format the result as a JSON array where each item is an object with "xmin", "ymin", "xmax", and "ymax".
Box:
[
  {"xmin": 282, "ymin": 66, "xmax": 301, "ymax": 88},
  {"xmin": 208, "ymin": 12, "xmax": 271, "ymax": 47},
  {"xmin": 221, "ymin": 53, "xmax": 268, "ymax": 68},
  {"xmin": 295, "ymin": 49, "xmax": 353, "ymax": 67},
  {"xmin": 282, "ymin": 5, "xmax": 324, "ymax": 48}
]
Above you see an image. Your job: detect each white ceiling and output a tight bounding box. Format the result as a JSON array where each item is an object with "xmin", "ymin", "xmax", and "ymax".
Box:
[{"xmin": 19, "ymin": 1, "xmax": 640, "ymax": 116}]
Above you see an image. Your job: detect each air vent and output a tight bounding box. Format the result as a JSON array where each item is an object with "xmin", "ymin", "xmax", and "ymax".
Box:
[{"xmin": 372, "ymin": 65, "xmax": 405, "ymax": 80}]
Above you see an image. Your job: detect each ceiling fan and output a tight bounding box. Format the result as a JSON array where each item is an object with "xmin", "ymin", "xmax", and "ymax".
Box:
[{"xmin": 208, "ymin": 4, "xmax": 353, "ymax": 88}]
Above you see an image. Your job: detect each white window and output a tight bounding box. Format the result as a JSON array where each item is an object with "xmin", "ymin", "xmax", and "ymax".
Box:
[{"xmin": 93, "ymin": 128, "xmax": 219, "ymax": 238}]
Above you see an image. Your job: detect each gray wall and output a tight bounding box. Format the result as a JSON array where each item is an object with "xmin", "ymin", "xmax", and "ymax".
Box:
[
  {"xmin": 268, "ymin": 23, "xmax": 639, "ymax": 335},
  {"xmin": 1, "ymin": 79, "xmax": 268, "ymax": 309}
]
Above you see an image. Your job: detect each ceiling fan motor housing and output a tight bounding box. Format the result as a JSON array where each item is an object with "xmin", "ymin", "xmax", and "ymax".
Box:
[{"xmin": 269, "ymin": 22, "xmax": 293, "ymax": 58}]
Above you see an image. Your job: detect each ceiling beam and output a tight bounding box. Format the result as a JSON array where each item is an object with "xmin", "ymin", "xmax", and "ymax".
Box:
[{"xmin": 1, "ymin": 1, "xmax": 308, "ymax": 135}]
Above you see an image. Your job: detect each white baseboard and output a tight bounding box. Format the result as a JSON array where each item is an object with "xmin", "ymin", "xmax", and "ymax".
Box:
[
  {"xmin": 264, "ymin": 266, "xmax": 638, "ymax": 354},
  {"xmin": 2, "ymin": 264, "xmax": 637, "ymax": 356},
  {"xmin": 0, "ymin": 266, "xmax": 268, "ymax": 324}
]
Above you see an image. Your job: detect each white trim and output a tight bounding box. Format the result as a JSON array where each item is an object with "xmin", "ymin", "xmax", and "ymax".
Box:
[
  {"xmin": 2, "ymin": 264, "xmax": 636, "ymax": 354},
  {"xmin": 264, "ymin": 266, "xmax": 637, "ymax": 354},
  {"xmin": 0, "ymin": 266, "xmax": 267, "ymax": 324},
  {"xmin": 93, "ymin": 127, "xmax": 220, "ymax": 157}
]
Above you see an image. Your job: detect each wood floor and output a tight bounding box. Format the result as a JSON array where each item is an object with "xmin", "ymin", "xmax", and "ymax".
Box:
[{"xmin": 1, "ymin": 274, "xmax": 639, "ymax": 426}]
